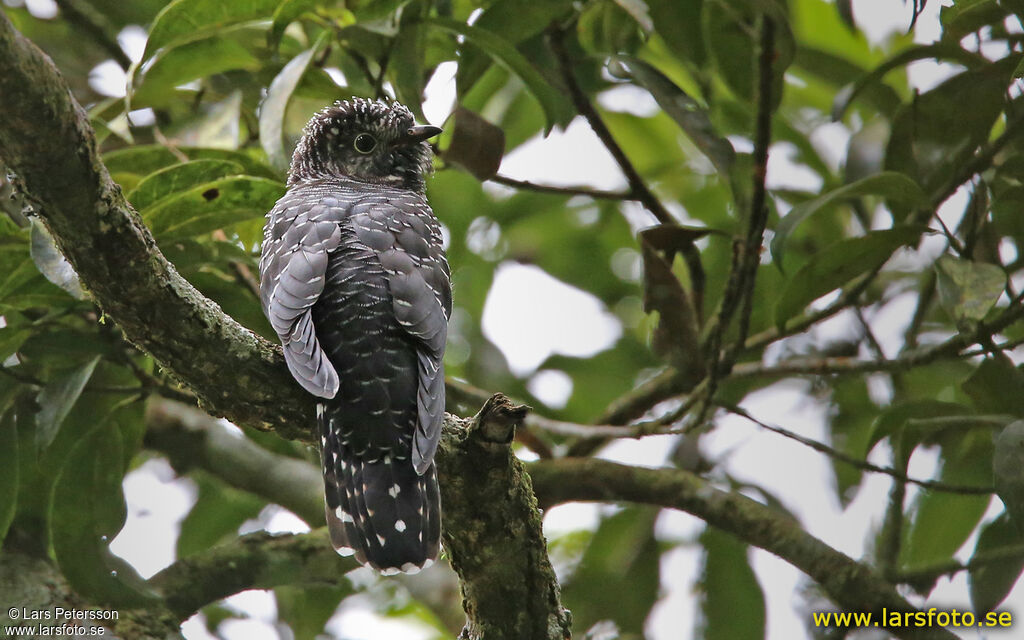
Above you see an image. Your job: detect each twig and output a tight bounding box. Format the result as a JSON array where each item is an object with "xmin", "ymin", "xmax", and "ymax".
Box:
[
  {"xmin": 892, "ymin": 544, "xmax": 1024, "ymax": 587},
  {"xmin": 488, "ymin": 174, "xmax": 634, "ymax": 200},
  {"xmin": 720, "ymin": 403, "xmax": 994, "ymax": 495},
  {"xmin": 696, "ymin": 17, "xmax": 776, "ymax": 425},
  {"xmin": 549, "ymin": 28, "xmax": 674, "ymax": 225}
]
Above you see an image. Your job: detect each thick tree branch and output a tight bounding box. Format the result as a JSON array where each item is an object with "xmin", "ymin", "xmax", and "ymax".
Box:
[
  {"xmin": 528, "ymin": 458, "xmax": 957, "ymax": 640},
  {"xmin": 150, "ymin": 530, "xmax": 355, "ymax": 620},
  {"xmin": 436, "ymin": 395, "xmax": 572, "ymax": 640},
  {"xmin": 0, "ymin": 9, "xmax": 312, "ymax": 441},
  {"xmin": 144, "ymin": 398, "xmax": 323, "ymax": 525}
]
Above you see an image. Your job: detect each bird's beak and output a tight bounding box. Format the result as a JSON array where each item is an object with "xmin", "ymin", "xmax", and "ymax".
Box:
[{"xmin": 396, "ymin": 125, "xmax": 443, "ymax": 146}]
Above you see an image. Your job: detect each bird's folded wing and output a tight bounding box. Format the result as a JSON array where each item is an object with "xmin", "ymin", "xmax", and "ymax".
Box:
[{"xmin": 260, "ymin": 196, "xmax": 344, "ymax": 398}]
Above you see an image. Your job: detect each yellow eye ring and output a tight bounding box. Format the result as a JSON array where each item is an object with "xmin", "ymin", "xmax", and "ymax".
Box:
[{"xmin": 354, "ymin": 133, "xmax": 377, "ymax": 154}]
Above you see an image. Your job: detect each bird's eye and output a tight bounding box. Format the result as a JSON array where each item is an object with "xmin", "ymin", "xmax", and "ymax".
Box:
[{"xmin": 353, "ymin": 133, "xmax": 377, "ymax": 154}]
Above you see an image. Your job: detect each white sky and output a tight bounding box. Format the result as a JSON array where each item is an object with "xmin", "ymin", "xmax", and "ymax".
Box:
[{"xmin": 54, "ymin": 0, "xmax": 1022, "ymax": 637}]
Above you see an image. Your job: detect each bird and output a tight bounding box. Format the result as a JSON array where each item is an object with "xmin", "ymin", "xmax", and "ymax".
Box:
[{"xmin": 258, "ymin": 98, "xmax": 449, "ymax": 574}]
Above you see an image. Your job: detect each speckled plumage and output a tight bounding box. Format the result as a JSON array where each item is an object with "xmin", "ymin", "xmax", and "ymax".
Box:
[{"xmin": 259, "ymin": 98, "xmax": 449, "ymax": 573}]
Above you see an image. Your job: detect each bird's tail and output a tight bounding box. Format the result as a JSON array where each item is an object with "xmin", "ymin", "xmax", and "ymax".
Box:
[{"xmin": 318, "ymin": 405, "xmax": 441, "ymax": 574}]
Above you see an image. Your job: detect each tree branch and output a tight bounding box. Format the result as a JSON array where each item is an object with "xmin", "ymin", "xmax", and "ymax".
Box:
[
  {"xmin": 528, "ymin": 458, "xmax": 957, "ymax": 640},
  {"xmin": 0, "ymin": 10, "xmax": 313, "ymax": 441},
  {"xmin": 150, "ymin": 530, "xmax": 356, "ymax": 620},
  {"xmin": 436, "ymin": 394, "xmax": 572, "ymax": 640},
  {"xmin": 549, "ymin": 28, "xmax": 674, "ymax": 225},
  {"xmin": 489, "ymin": 173, "xmax": 634, "ymax": 200}
]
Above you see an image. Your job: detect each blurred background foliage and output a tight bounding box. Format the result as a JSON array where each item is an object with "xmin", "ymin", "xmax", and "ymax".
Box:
[{"xmin": 2, "ymin": 0, "xmax": 1024, "ymax": 637}]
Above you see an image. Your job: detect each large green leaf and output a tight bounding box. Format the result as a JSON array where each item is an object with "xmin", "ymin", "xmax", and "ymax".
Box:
[
  {"xmin": 969, "ymin": 512, "xmax": 1024, "ymax": 613},
  {"xmin": 105, "ymin": 146, "xmax": 276, "ymax": 180},
  {"xmin": 698, "ymin": 528, "xmax": 766, "ymax": 640},
  {"xmin": 0, "ymin": 408, "xmax": 18, "ymax": 544},
  {"xmin": 900, "ymin": 430, "xmax": 993, "ymax": 575},
  {"xmin": 771, "ymin": 172, "xmax": 927, "ymax": 270},
  {"xmin": 142, "ymin": 0, "xmax": 280, "ymax": 61},
  {"xmin": 260, "ymin": 37, "xmax": 329, "ymax": 172},
  {"xmin": 993, "ymin": 421, "xmax": 1024, "ymax": 533},
  {"xmin": 128, "ymin": 160, "xmax": 246, "ymax": 211},
  {"xmin": 427, "ymin": 18, "xmax": 572, "ymax": 132},
  {"xmin": 885, "ymin": 56, "xmax": 1017, "ymax": 197},
  {"xmin": 774, "ymin": 226, "xmax": 926, "ymax": 328},
  {"xmin": 34, "ymin": 356, "xmax": 100, "ymax": 451},
  {"xmin": 561, "ymin": 506, "xmax": 660, "ymax": 635},
  {"xmin": 177, "ymin": 472, "xmax": 266, "ymax": 558},
  {"xmin": 963, "ymin": 358, "xmax": 1024, "ymax": 416},
  {"xmin": 130, "ymin": 26, "xmax": 265, "ymax": 108},
  {"xmin": 616, "ymin": 56, "xmax": 735, "ymax": 177},
  {"xmin": 276, "ymin": 585, "xmax": 351, "ymax": 640},
  {"xmin": 455, "ymin": 0, "xmax": 574, "ymax": 95},
  {"xmin": 142, "ymin": 176, "xmax": 285, "ymax": 240},
  {"xmin": 51, "ymin": 421, "xmax": 156, "ymax": 606}
]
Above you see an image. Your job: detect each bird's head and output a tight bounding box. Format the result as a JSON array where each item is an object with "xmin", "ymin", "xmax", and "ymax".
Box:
[{"xmin": 288, "ymin": 98, "xmax": 442, "ymax": 191}]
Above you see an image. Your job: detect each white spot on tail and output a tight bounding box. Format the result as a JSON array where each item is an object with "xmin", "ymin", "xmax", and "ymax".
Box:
[
  {"xmin": 380, "ymin": 566, "xmax": 401, "ymax": 576},
  {"xmin": 335, "ymin": 545, "xmax": 355, "ymax": 557},
  {"xmin": 394, "ymin": 519, "xmax": 406, "ymax": 532},
  {"xmin": 376, "ymin": 534, "xmax": 387, "ymax": 546},
  {"xmin": 388, "ymin": 483, "xmax": 401, "ymax": 498},
  {"xmin": 401, "ymin": 562, "xmax": 421, "ymax": 574}
]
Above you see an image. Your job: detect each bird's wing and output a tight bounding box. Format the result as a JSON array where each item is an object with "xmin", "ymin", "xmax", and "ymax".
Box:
[
  {"xmin": 259, "ymin": 190, "xmax": 344, "ymax": 399},
  {"xmin": 349, "ymin": 193, "xmax": 451, "ymax": 473}
]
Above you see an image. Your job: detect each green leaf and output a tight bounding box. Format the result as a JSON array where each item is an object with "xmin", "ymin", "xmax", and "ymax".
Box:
[
  {"xmin": 391, "ymin": 8, "xmax": 426, "ymax": 121},
  {"xmin": 963, "ymin": 358, "xmax": 1024, "ymax": 416},
  {"xmin": 454, "ymin": 0, "xmax": 574, "ymax": 95},
  {"xmin": 51, "ymin": 422, "xmax": 157, "ymax": 606},
  {"xmin": 969, "ymin": 512, "xmax": 1024, "ymax": 613},
  {"xmin": 993, "ymin": 421, "xmax": 1024, "ymax": 533},
  {"xmin": 774, "ymin": 226, "xmax": 926, "ymax": 328},
  {"xmin": 35, "ymin": 356, "xmax": 101, "ymax": 451},
  {"xmin": 831, "ymin": 42, "xmax": 983, "ymax": 121},
  {"xmin": 130, "ymin": 27, "xmax": 264, "ymax": 108},
  {"xmin": 648, "ymin": 0, "xmax": 704, "ymax": 66},
  {"xmin": 276, "ymin": 586, "xmax": 351, "ymax": 640},
  {"xmin": 867, "ymin": 400, "xmax": 972, "ymax": 454},
  {"xmin": 0, "ymin": 409, "xmax": 18, "ymax": 544},
  {"xmin": 935, "ymin": 255, "xmax": 1006, "ymax": 324},
  {"xmin": 901, "ymin": 431, "xmax": 993, "ymax": 573},
  {"xmin": 615, "ymin": 56, "xmax": 735, "ymax": 177},
  {"xmin": 30, "ymin": 220, "xmax": 84, "ymax": 300},
  {"xmin": 885, "ymin": 56, "xmax": 1017, "ymax": 196},
  {"xmin": 260, "ymin": 37, "xmax": 328, "ymax": 173},
  {"xmin": 142, "ymin": 176, "xmax": 286, "ymax": 240},
  {"xmin": 771, "ymin": 172, "xmax": 927, "ymax": 270},
  {"xmin": 940, "ymin": 0, "xmax": 1008, "ymax": 42},
  {"xmin": 613, "ymin": 0, "xmax": 654, "ymax": 31},
  {"xmin": 561, "ymin": 506, "xmax": 660, "ymax": 634},
  {"xmin": 105, "ymin": 145, "xmax": 277, "ymax": 179},
  {"xmin": 577, "ymin": 0, "xmax": 644, "ymax": 55},
  {"xmin": 702, "ymin": 0, "xmax": 794, "ymax": 107},
  {"xmin": 699, "ymin": 528, "xmax": 766, "ymax": 640},
  {"xmin": 270, "ymin": 0, "xmax": 337, "ymax": 50},
  {"xmin": 142, "ymin": 0, "xmax": 279, "ymax": 61},
  {"xmin": 128, "ymin": 159, "xmax": 246, "ymax": 211},
  {"xmin": 426, "ymin": 17, "xmax": 572, "ymax": 132},
  {"xmin": 177, "ymin": 472, "xmax": 265, "ymax": 558}
]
